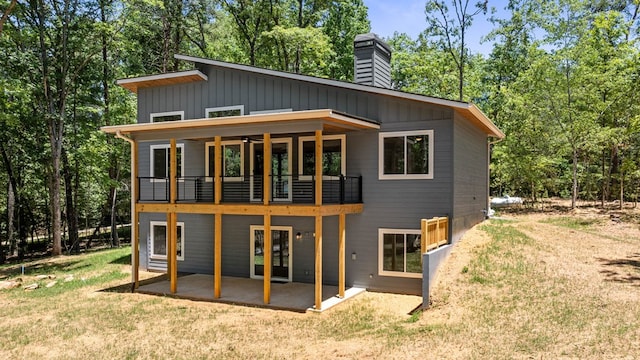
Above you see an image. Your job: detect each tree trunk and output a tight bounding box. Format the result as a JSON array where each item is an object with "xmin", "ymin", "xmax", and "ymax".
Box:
[
  {"xmin": 62, "ymin": 147, "xmax": 79, "ymax": 253},
  {"xmin": 619, "ymin": 168, "xmax": 624, "ymax": 210},
  {"xmin": 601, "ymin": 149, "xmax": 606, "ymax": 207},
  {"xmin": 571, "ymin": 149, "xmax": 578, "ymax": 209},
  {"xmin": 110, "ymin": 186, "xmax": 119, "ymax": 247}
]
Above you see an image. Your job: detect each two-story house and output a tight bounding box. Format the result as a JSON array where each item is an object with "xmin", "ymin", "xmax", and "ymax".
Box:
[{"xmin": 102, "ymin": 33, "xmax": 504, "ymax": 311}]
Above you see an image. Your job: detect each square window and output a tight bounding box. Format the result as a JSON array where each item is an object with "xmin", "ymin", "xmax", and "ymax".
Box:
[
  {"xmin": 379, "ymin": 229, "xmax": 422, "ymax": 278},
  {"xmin": 298, "ymin": 135, "xmax": 346, "ymax": 179},
  {"xmin": 379, "ymin": 130, "xmax": 433, "ymax": 179}
]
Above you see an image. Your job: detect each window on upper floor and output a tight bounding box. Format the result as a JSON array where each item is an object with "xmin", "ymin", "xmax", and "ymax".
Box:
[
  {"xmin": 205, "ymin": 141, "xmax": 244, "ymax": 181},
  {"xmin": 150, "ymin": 221, "xmax": 184, "ymax": 261},
  {"xmin": 150, "ymin": 144, "xmax": 184, "ymax": 179},
  {"xmin": 205, "ymin": 105, "xmax": 244, "ymax": 118},
  {"xmin": 150, "ymin": 111, "xmax": 184, "ymax": 123},
  {"xmin": 298, "ymin": 135, "xmax": 345, "ymax": 179},
  {"xmin": 379, "ymin": 130, "xmax": 433, "ymax": 180},
  {"xmin": 378, "ymin": 228, "xmax": 422, "ymax": 278}
]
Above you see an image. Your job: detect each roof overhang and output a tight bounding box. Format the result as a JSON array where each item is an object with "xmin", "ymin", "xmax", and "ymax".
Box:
[
  {"xmin": 116, "ymin": 70, "xmax": 208, "ymax": 93},
  {"xmin": 457, "ymin": 105, "xmax": 505, "ymax": 139},
  {"xmin": 101, "ymin": 109, "xmax": 380, "ymax": 141}
]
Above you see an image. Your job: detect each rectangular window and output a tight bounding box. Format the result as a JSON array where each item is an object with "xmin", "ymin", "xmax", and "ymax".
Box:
[
  {"xmin": 150, "ymin": 111, "xmax": 184, "ymax": 123},
  {"xmin": 205, "ymin": 141, "xmax": 244, "ymax": 181},
  {"xmin": 150, "ymin": 144, "xmax": 184, "ymax": 179},
  {"xmin": 378, "ymin": 228, "xmax": 422, "ymax": 278},
  {"xmin": 298, "ymin": 135, "xmax": 346, "ymax": 179},
  {"xmin": 379, "ymin": 130, "xmax": 433, "ymax": 180},
  {"xmin": 205, "ymin": 105, "xmax": 244, "ymax": 118},
  {"xmin": 150, "ymin": 221, "xmax": 184, "ymax": 261}
]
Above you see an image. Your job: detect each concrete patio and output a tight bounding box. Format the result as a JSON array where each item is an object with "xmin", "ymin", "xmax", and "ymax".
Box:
[{"xmin": 137, "ymin": 274, "xmax": 365, "ymax": 312}]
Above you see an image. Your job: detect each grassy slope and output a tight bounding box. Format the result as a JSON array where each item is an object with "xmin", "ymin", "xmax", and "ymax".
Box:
[{"xmin": 0, "ymin": 215, "xmax": 638, "ymax": 359}]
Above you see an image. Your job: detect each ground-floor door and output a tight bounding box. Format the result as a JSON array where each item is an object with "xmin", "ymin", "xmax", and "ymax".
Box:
[{"xmin": 250, "ymin": 225, "xmax": 292, "ymax": 281}]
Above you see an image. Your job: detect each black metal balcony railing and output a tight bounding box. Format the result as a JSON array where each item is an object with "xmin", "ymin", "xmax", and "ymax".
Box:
[
  {"xmin": 137, "ymin": 177, "xmax": 170, "ymax": 202},
  {"xmin": 137, "ymin": 175, "xmax": 362, "ymax": 204}
]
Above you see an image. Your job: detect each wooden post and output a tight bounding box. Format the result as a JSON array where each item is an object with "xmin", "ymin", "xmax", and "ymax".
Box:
[
  {"xmin": 132, "ymin": 140, "xmax": 139, "ymax": 289},
  {"xmin": 214, "ymin": 136, "xmax": 222, "ymax": 205},
  {"xmin": 263, "ymin": 133, "xmax": 271, "ymax": 205},
  {"xmin": 314, "ymin": 130, "xmax": 323, "ymax": 206},
  {"xmin": 420, "ymin": 219, "xmax": 427, "ymax": 256},
  {"xmin": 166, "ymin": 212, "xmax": 172, "ymax": 277},
  {"xmin": 435, "ymin": 217, "xmax": 441, "ymax": 244},
  {"xmin": 338, "ymin": 213, "xmax": 345, "ymax": 298},
  {"xmin": 443, "ymin": 217, "xmax": 449, "ymax": 243},
  {"xmin": 214, "ymin": 212, "xmax": 222, "ymax": 298},
  {"xmin": 169, "ymin": 138, "xmax": 177, "ymax": 293},
  {"xmin": 170, "ymin": 139, "xmax": 177, "ymax": 203},
  {"xmin": 263, "ymin": 213, "xmax": 271, "ymax": 304},
  {"xmin": 263, "ymin": 132, "xmax": 272, "ymax": 304},
  {"xmin": 420, "ymin": 219, "xmax": 427, "ymax": 258},
  {"xmin": 170, "ymin": 212, "xmax": 178, "ymax": 293},
  {"xmin": 315, "ymin": 130, "xmax": 323, "ymax": 308},
  {"xmin": 314, "ymin": 215, "xmax": 323, "ymax": 310}
]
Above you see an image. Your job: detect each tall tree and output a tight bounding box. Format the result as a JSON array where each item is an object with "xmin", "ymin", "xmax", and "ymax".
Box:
[
  {"xmin": 424, "ymin": 0, "xmax": 488, "ymax": 101},
  {"xmin": 322, "ymin": 0, "xmax": 370, "ymax": 80}
]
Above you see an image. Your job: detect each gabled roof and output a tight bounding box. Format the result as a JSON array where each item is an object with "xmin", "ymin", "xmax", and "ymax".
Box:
[{"xmin": 116, "ymin": 54, "xmax": 504, "ymax": 139}]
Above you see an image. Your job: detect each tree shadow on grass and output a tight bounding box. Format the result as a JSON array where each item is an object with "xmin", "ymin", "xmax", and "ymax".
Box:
[
  {"xmin": 597, "ymin": 253, "xmax": 640, "ymax": 286},
  {"xmin": 100, "ymin": 274, "xmax": 167, "ymax": 294},
  {"xmin": 109, "ymin": 254, "xmax": 131, "ymax": 265},
  {"xmin": 0, "ymin": 260, "xmax": 89, "ymax": 279}
]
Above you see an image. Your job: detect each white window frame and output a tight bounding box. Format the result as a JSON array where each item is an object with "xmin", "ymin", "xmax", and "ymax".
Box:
[
  {"xmin": 249, "ymin": 225, "xmax": 293, "ymax": 282},
  {"xmin": 150, "ymin": 111, "xmax": 184, "ymax": 123},
  {"xmin": 204, "ymin": 140, "xmax": 244, "ymax": 182},
  {"xmin": 149, "ymin": 221, "xmax": 185, "ymax": 261},
  {"xmin": 298, "ymin": 134, "xmax": 346, "ymax": 180},
  {"xmin": 378, "ymin": 228, "xmax": 422, "ymax": 279},
  {"xmin": 249, "ymin": 108, "xmax": 293, "ymax": 115},
  {"xmin": 378, "ymin": 130, "xmax": 434, "ymax": 180},
  {"xmin": 205, "ymin": 105, "xmax": 244, "ymax": 118},
  {"xmin": 149, "ymin": 143, "xmax": 184, "ymax": 181}
]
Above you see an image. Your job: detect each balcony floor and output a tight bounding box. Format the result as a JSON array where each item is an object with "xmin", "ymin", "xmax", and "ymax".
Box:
[{"xmin": 137, "ymin": 274, "xmax": 365, "ymax": 312}]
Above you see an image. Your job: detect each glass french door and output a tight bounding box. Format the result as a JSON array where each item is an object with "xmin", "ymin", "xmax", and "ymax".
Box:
[
  {"xmin": 250, "ymin": 226, "xmax": 292, "ymax": 281},
  {"xmin": 250, "ymin": 139, "xmax": 292, "ymax": 202}
]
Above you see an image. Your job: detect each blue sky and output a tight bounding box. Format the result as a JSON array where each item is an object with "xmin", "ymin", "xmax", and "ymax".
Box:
[{"xmin": 363, "ymin": 0, "xmax": 510, "ymax": 55}]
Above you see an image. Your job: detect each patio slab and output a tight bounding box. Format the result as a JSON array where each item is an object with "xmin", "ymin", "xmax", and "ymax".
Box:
[{"xmin": 137, "ymin": 274, "xmax": 365, "ymax": 312}]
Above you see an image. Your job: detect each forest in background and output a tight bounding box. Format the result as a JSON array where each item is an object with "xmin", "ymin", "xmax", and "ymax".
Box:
[{"xmin": 0, "ymin": 0, "xmax": 638, "ymax": 261}]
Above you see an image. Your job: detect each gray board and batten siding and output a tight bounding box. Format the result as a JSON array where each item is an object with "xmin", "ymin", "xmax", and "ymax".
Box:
[{"xmin": 134, "ymin": 60, "xmax": 488, "ymax": 295}]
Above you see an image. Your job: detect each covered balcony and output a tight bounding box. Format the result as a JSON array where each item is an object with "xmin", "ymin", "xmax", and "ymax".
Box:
[
  {"xmin": 102, "ymin": 109, "xmax": 379, "ymax": 311},
  {"xmin": 137, "ymin": 174, "xmax": 363, "ymax": 204}
]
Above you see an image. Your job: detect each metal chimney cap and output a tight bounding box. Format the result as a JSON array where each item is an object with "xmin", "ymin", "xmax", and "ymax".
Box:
[{"xmin": 354, "ymin": 33, "xmax": 392, "ymax": 54}]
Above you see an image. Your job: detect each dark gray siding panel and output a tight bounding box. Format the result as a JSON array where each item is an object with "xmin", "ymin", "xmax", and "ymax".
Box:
[
  {"xmin": 138, "ymin": 213, "xmax": 213, "ymax": 273},
  {"xmin": 343, "ymin": 102, "xmax": 454, "ymax": 295},
  {"xmin": 452, "ymin": 112, "xmax": 489, "ymax": 243}
]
